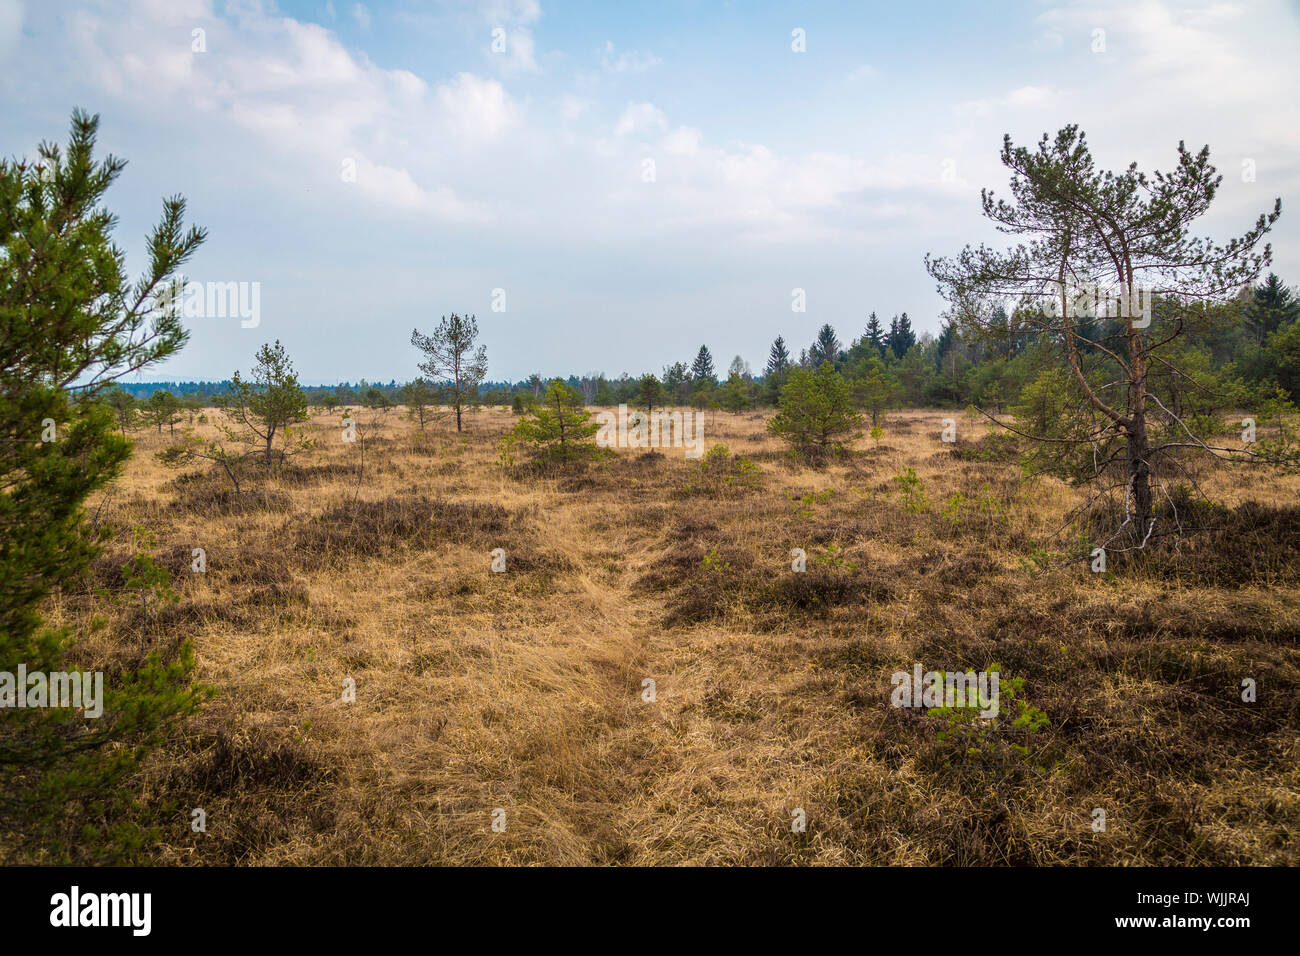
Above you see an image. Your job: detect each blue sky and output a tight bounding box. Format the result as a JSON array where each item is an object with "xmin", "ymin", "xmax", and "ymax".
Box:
[{"xmin": 2, "ymin": 0, "xmax": 1298, "ymax": 383}]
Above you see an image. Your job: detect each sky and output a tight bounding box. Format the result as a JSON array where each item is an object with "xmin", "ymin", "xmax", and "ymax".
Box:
[{"xmin": 2, "ymin": 0, "xmax": 1299, "ymax": 383}]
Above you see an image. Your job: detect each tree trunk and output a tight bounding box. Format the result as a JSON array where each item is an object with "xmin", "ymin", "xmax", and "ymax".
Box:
[
  {"xmin": 1127, "ymin": 403, "xmax": 1153, "ymax": 543},
  {"xmin": 1127, "ymin": 312, "xmax": 1153, "ymax": 542},
  {"xmin": 222, "ymin": 458, "xmax": 241, "ymax": 496}
]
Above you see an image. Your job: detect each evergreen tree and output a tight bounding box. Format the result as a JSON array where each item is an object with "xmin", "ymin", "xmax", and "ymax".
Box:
[
  {"xmin": 1247, "ymin": 273, "xmax": 1300, "ymax": 343},
  {"xmin": 638, "ymin": 373, "xmax": 663, "ymax": 415},
  {"xmin": 218, "ymin": 340, "xmax": 310, "ymax": 472},
  {"xmin": 765, "ymin": 336, "xmax": 791, "ymax": 376},
  {"xmin": 851, "ymin": 357, "xmax": 900, "ymax": 426},
  {"xmin": 690, "ymin": 345, "xmax": 717, "ymax": 385},
  {"xmin": 104, "ymin": 388, "xmax": 138, "ymax": 436},
  {"xmin": 721, "ymin": 372, "xmax": 751, "ymax": 414},
  {"xmin": 512, "ymin": 380, "xmax": 599, "ymax": 459},
  {"xmin": 926, "ymin": 125, "xmax": 1285, "ymax": 541},
  {"xmin": 662, "ymin": 361, "xmax": 690, "ymax": 403},
  {"xmin": 143, "ymin": 389, "xmax": 182, "ymax": 435},
  {"xmin": 411, "ymin": 314, "xmax": 488, "ymax": 432},
  {"xmin": 403, "ymin": 378, "xmax": 439, "ymax": 433},
  {"xmin": 767, "ymin": 363, "xmax": 864, "ymax": 458},
  {"xmin": 594, "ymin": 377, "xmax": 616, "ymax": 405},
  {"xmin": 809, "ymin": 323, "xmax": 842, "ymax": 368},
  {"xmin": 887, "ymin": 313, "xmax": 916, "ymax": 358},
  {"xmin": 864, "ymin": 312, "xmax": 886, "ymax": 357},
  {"xmin": 934, "ymin": 319, "xmax": 959, "ymax": 369},
  {"xmin": 0, "ymin": 109, "xmax": 207, "ymax": 861}
]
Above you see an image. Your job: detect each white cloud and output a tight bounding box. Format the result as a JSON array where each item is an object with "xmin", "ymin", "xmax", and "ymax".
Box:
[
  {"xmin": 614, "ymin": 102, "xmax": 669, "ymax": 137},
  {"xmin": 601, "ymin": 41, "xmax": 661, "ymax": 74},
  {"xmin": 662, "ymin": 126, "xmax": 702, "ymax": 156},
  {"xmin": 956, "ymin": 84, "xmax": 1062, "ymax": 117},
  {"xmin": 1033, "ymin": 0, "xmax": 1255, "ymax": 103},
  {"xmin": 49, "ymin": 1, "xmax": 511, "ymax": 222},
  {"xmin": 347, "ymin": 155, "xmax": 484, "ymax": 221},
  {"xmin": 559, "ymin": 94, "xmax": 589, "ymax": 121},
  {"xmin": 434, "ymin": 72, "xmax": 518, "ymax": 141}
]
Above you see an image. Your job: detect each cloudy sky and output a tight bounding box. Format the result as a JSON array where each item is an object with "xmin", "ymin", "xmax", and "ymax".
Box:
[{"xmin": 2, "ymin": 0, "xmax": 1298, "ymax": 383}]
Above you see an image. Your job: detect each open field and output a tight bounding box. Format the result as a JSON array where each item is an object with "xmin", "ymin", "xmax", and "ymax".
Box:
[{"xmin": 44, "ymin": 406, "xmax": 1300, "ymax": 865}]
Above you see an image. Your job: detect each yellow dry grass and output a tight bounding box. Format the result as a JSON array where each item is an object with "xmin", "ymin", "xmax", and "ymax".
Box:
[{"xmin": 47, "ymin": 405, "xmax": 1300, "ymax": 865}]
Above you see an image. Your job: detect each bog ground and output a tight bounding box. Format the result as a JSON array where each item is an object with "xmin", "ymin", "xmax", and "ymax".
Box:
[{"xmin": 49, "ymin": 406, "xmax": 1300, "ymax": 865}]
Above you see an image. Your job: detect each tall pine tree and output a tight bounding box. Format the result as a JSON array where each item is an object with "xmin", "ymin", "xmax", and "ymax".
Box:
[
  {"xmin": 691, "ymin": 345, "xmax": 717, "ymax": 385},
  {"xmin": 864, "ymin": 312, "xmax": 886, "ymax": 356},
  {"xmin": 1, "ymin": 110, "xmax": 208, "ymax": 861},
  {"xmin": 809, "ymin": 323, "xmax": 841, "ymax": 368},
  {"xmin": 1247, "ymin": 273, "xmax": 1300, "ymax": 343},
  {"xmin": 886, "ymin": 313, "xmax": 916, "ymax": 358},
  {"xmin": 765, "ymin": 336, "xmax": 791, "ymax": 375}
]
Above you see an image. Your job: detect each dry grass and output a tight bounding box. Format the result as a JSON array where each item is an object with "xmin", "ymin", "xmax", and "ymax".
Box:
[{"xmin": 46, "ymin": 405, "xmax": 1300, "ymax": 865}]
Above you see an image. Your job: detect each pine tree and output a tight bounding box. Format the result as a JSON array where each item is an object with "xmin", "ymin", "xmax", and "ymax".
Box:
[
  {"xmin": 926, "ymin": 125, "xmax": 1284, "ymax": 542},
  {"xmin": 403, "ymin": 378, "xmax": 439, "ymax": 433},
  {"xmin": 411, "ymin": 314, "xmax": 489, "ymax": 432},
  {"xmin": 143, "ymin": 389, "xmax": 182, "ymax": 435},
  {"xmin": 662, "ymin": 361, "xmax": 690, "ymax": 403},
  {"xmin": 0, "ymin": 109, "xmax": 207, "ymax": 861},
  {"xmin": 765, "ymin": 336, "xmax": 791, "ymax": 376},
  {"xmin": 513, "ymin": 380, "xmax": 599, "ymax": 459},
  {"xmin": 887, "ymin": 313, "xmax": 916, "ymax": 358},
  {"xmin": 721, "ymin": 372, "xmax": 751, "ymax": 414},
  {"xmin": 104, "ymin": 388, "xmax": 138, "ymax": 436},
  {"xmin": 219, "ymin": 340, "xmax": 310, "ymax": 472},
  {"xmin": 1247, "ymin": 273, "xmax": 1300, "ymax": 343},
  {"xmin": 691, "ymin": 345, "xmax": 717, "ymax": 385},
  {"xmin": 638, "ymin": 373, "xmax": 663, "ymax": 415},
  {"xmin": 852, "ymin": 357, "xmax": 900, "ymax": 426},
  {"xmin": 767, "ymin": 364, "xmax": 864, "ymax": 458},
  {"xmin": 864, "ymin": 312, "xmax": 886, "ymax": 356},
  {"xmin": 809, "ymin": 323, "xmax": 841, "ymax": 368},
  {"xmin": 935, "ymin": 319, "xmax": 958, "ymax": 369}
]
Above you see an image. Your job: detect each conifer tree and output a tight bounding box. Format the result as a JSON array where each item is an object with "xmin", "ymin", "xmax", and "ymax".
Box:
[
  {"xmin": 411, "ymin": 314, "xmax": 488, "ymax": 432},
  {"xmin": 513, "ymin": 379, "xmax": 599, "ymax": 459},
  {"xmin": 864, "ymin": 312, "xmax": 886, "ymax": 356},
  {"xmin": 926, "ymin": 125, "xmax": 1287, "ymax": 543},
  {"xmin": 809, "ymin": 323, "xmax": 841, "ymax": 368},
  {"xmin": 765, "ymin": 336, "xmax": 791, "ymax": 376},
  {"xmin": 0, "ymin": 109, "xmax": 207, "ymax": 861},
  {"xmin": 690, "ymin": 345, "xmax": 717, "ymax": 385}
]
